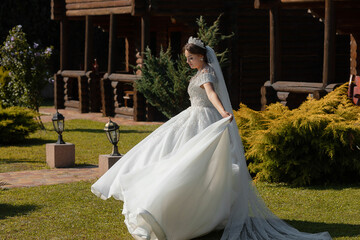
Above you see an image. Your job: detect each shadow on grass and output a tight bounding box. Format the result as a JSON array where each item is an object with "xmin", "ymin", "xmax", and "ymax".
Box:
[
  {"xmin": 65, "ymin": 128, "xmax": 105, "ymax": 134},
  {"xmin": 74, "ymin": 163, "xmax": 98, "ymax": 168},
  {"xmin": 0, "ymin": 158, "xmax": 45, "ymax": 165},
  {"xmin": 1, "ymin": 138, "xmax": 53, "ymax": 147},
  {"xmin": 289, "ymin": 184, "xmax": 360, "ymax": 191},
  {"xmin": 192, "ymin": 220, "xmax": 360, "ymax": 239},
  {"xmin": 263, "ymin": 183, "xmax": 360, "ymax": 191},
  {"xmin": 286, "ymin": 219, "xmax": 360, "ymax": 238},
  {"xmin": 0, "ymin": 203, "xmax": 39, "ymax": 220},
  {"xmin": 65, "ymin": 128, "xmax": 154, "ymax": 134}
]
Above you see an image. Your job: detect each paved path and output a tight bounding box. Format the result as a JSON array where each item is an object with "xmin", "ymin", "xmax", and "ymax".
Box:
[
  {"xmin": 39, "ymin": 107, "xmax": 163, "ymax": 125},
  {"xmin": 1, "ymin": 107, "xmax": 163, "ymax": 189},
  {"xmin": 0, "ymin": 167, "xmax": 101, "ymax": 189}
]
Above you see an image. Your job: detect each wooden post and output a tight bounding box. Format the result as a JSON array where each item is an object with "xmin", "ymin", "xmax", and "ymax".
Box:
[
  {"xmin": 100, "ymin": 77, "xmax": 114, "ymax": 117},
  {"xmin": 141, "ymin": 14, "xmax": 150, "ymax": 56},
  {"xmin": 84, "ymin": 15, "xmax": 94, "ymax": 72},
  {"xmin": 60, "ymin": 18, "xmax": 69, "ymax": 71},
  {"xmin": 133, "ymin": 14, "xmax": 150, "ymax": 121},
  {"xmin": 322, "ymin": 0, "xmax": 335, "ymax": 87},
  {"xmin": 125, "ymin": 37, "xmax": 129, "ymax": 72},
  {"xmin": 108, "ymin": 14, "xmax": 118, "ymax": 74},
  {"xmin": 269, "ymin": 7, "xmax": 281, "ymax": 84},
  {"xmin": 54, "ymin": 74, "xmax": 65, "ymax": 109}
]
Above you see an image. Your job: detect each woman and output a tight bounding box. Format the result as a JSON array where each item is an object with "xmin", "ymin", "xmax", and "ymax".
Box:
[{"xmin": 92, "ymin": 37, "xmax": 332, "ymax": 240}]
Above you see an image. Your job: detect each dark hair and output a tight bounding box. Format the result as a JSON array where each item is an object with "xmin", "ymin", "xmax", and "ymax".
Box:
[{"xmin": 184, "ymin": 43, "xmax": 208, "ymax": 63}]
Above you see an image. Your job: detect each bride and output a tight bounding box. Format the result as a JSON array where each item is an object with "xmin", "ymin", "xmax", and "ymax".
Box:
[{"xmin": 91, "ymin": 37, "xmax": 332, "ymax": 240}]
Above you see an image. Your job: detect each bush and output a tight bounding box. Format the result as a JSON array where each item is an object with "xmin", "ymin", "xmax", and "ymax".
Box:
[
  {"xmin": 235, "ymin": 84, "xmax": 360, "ymax": 186},
  {"xmin": 0, "ymin": 25, "xmax": 52, "ymax": 112},
  {"xmin": 0, "ymin": 106, "xmax": 39, "ymax": 144}
]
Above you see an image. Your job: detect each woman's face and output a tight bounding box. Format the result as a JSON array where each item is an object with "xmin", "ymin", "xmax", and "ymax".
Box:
[{"xmin": 185, "ymin": 50, "xmax": 204, "ymax": 70}]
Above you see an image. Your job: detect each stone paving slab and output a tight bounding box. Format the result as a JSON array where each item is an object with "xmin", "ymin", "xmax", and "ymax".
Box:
[{"xmin": 0, "ymin": 167, "xmax": 101, "ymax": 189}]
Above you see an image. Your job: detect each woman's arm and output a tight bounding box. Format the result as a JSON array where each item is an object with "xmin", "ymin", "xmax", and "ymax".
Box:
[{"xmin": 202, "ymin": 82, "xmax": 233, "ymax": 122}]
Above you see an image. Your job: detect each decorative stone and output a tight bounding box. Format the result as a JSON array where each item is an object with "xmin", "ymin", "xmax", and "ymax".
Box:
[
  {"xmin": 98, "ymin": 155, "xmax": 122, "ymax": 176},
  {"xmin": 46, "ymin": 143, "xmax": 75, "ymax": 168}
]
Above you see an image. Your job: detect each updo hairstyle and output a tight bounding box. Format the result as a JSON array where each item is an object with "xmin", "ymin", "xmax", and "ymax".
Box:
[{"xmin": 184, "ymin": 43, "xmax": 208, "ymax": 63}]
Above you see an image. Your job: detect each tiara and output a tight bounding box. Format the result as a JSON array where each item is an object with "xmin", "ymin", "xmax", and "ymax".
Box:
[{"xmin": 188, "ymin": 37, "xmax": 206, "ymax": 49}]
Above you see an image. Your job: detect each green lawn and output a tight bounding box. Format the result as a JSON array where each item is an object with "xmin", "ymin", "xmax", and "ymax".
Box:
[
  {"xmin": 0, "ymin": 119, "xmax": 159, "ymax": 173},
  {"xmin": 1, "ymin": 181, "xmax": 359, "ymax": 239},
  {"xmin": 1, "ymin": 119, "xmax": 359, "ymax": 239}
]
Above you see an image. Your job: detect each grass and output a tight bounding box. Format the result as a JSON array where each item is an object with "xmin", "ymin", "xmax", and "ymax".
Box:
[
  {"xmin": 0, "ymin": 181, "xmax": 133, "ymax": 239},
  {"xmin": 257, "ymin": 183, "xmax": 360, "ymax": 239},
  {"xmin": 0, "ymin": 119, "xmax": 159, "ymax": 173},
  {"xmin": 1, "ymin": 117, "xmax": 359, "ymax": 239},
  {"xmin": 0, "ymin": 181, "xmax": 359, "ymax": 239}
]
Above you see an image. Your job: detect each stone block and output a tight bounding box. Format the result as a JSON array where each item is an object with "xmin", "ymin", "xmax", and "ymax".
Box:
[
  {"xmin": 99, "ymin": 155, "xmax": 122, "ymax": 176},
  {"xmin": 46, "ymin": 143, "xmax": 75, "ymax": 168}
]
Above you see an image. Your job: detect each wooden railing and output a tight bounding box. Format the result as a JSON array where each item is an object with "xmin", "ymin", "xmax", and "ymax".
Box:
[
  {"xmin": 261, "ymin": 80, "xmax": 343, "ymax": 110},
  {"xmin": 54, "ymin": 70, "xmax": 101, "ymax": 113},
  {"xmin": 101, "ymin": 73, "xmax": 146, "ymax": 121}
]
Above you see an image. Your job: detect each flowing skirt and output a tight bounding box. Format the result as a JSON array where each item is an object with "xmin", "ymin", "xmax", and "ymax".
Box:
[
  {"xmin": 92, "ymin": 106, "xmax": 236, "ymax": 239},
  {"xmin": 91, "ymin": 106, "xmax": 332, "ymax": 240}
]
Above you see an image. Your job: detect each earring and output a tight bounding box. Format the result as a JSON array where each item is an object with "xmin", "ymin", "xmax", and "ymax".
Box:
[{"xmin": 200, "ymin": 58, "xmax": 204, "ymax": 61}]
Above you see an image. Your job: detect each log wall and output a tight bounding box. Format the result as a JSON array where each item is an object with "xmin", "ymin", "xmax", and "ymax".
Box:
[
  {"xmin": 65, "ymin": 0, "xmax": 132, "ymax": 16},
  {"xmin": 51, "ymin": 0, "xmax": 352, "ymax": 118}
]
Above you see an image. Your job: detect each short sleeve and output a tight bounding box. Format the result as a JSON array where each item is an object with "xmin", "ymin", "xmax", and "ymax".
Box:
[{"xmin": 197, "ymin": 71, "xmax": 216, "ymax": 87}]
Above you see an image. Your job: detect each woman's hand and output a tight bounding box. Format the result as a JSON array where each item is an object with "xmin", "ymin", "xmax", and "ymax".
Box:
[
  {"xmin": 203, "ymin": 83, "xmax": 234, "ymax": 123},
  {"xmin": 221, "ymin": 111, "xmax": 233, "ymax": 122}
]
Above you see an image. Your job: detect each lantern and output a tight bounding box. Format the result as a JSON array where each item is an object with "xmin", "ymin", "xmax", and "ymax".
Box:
[
  {"xmin": 52, "ymin": 111, "xmax": 65, "ymax": 144},
  {"xmin": 104, "ymin": 118, "xmax": 121, "ymax": 156}
]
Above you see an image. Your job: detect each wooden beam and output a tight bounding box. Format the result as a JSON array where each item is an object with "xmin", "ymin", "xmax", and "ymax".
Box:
[
  {"xmin": 66, "ymin": 6, "xmax": 132, "ymax": 16},
  {"xmin": 269, "ymin": 7, "xmax": 282, "ymax": 84},
  {"xmin": 60, "ymin": 19, "xmax": 69, "ymax": 70},
  {"xmin": 84, "ymin": 15, "xmax": 94, "ymax": 72},
  {"xmin": 108, "ymin": 14, "xmax": 118, "ymax": 74},
  {"xmin": 66, "ymin": 0, "xmax": 131, "ymax": 10},
  {"xmin": 322, "ymin": 0, "xmax": 336, "ymax": 86}
]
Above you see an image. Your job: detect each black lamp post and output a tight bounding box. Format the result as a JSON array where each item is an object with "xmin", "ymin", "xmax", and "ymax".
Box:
[
  {"xmin": 52, "ymin": 110, "xmax": 65, "ymax": 144},
  {"xmin": 104, "ymin": 118, "xmax": 121, "ymax": 156}
]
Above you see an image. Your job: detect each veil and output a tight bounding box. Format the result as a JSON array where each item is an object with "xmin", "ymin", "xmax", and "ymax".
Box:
[{"xmin": 206, "ymin": 46, "xmax": 332, "ymax": 240}]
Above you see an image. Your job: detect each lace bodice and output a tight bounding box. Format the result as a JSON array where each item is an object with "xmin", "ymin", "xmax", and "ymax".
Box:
[{"xmin": 188, "ymin": 65, "xmax": 218, "ymax": 107}]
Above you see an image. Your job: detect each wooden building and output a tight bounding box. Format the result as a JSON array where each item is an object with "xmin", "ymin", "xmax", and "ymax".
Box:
[
  {"xmin": 255, "ymin": 0, "xmax": 360, "ymax": 108},
  {"xmin": 50, "ymin": 0, "xmax": 352, "ymax": 121}
]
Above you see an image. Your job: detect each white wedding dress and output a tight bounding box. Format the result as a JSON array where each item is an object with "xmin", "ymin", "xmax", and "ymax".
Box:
[{"xmin": 91, "ymin": 47, "xmax": 332, "ymax": 240}]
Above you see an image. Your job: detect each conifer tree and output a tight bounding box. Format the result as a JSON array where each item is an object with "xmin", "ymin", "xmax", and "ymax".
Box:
[{"xmin": 136, "ymin": 15, "xmax": 233, "ymax": 119}]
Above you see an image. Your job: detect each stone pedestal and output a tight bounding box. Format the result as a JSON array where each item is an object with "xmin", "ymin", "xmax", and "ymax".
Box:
[
  {"xmin": 99, "ymin": 155, "xmax": 122, "ymax": 175},
  {"xmin": 46, "ymin": 143, "xmax": 75, "ymax": 168}
]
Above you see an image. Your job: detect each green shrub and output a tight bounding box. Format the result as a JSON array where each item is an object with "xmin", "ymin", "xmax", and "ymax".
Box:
[
  {"xmin": 235, "ymin": 84, "xmax": 360, "ymax": 186},
  {"xmin": 0, "ymin": 106, "xmax": 39, "ymax": 144},
  {"xmin": 0, "ymin": 25, "xmax": 52, "ymax": 112},
  {"xmin": 136, "ymin": 15, "xmax": 233, "ymax": 119}
]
